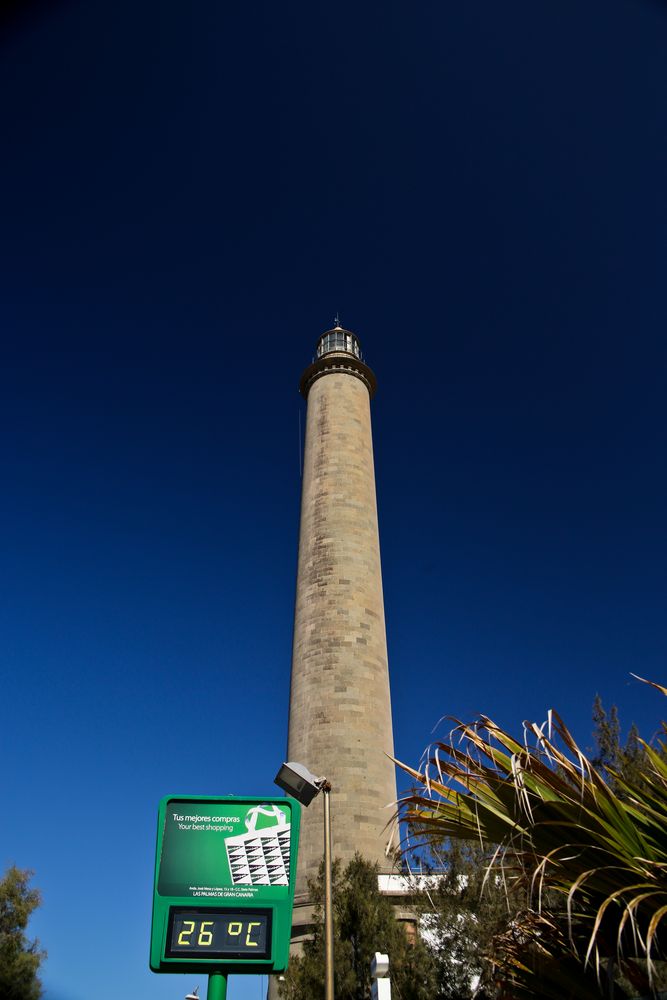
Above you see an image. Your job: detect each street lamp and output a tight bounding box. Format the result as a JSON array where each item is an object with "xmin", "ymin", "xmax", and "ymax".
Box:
[{"xmin": 274, "ymin": 762, "xmax": 334, "ymax": 1000}]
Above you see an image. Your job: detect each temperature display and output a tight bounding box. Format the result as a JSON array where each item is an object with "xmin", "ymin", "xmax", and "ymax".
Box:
[{"xmin": 166, "ymin": 909, "xmax": 271, "ymax": 960}]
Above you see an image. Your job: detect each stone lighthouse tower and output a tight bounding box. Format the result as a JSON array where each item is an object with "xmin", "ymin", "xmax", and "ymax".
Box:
[{"xmin": 288, "ymin": 323, "xmax": 398, "ymax": 934}]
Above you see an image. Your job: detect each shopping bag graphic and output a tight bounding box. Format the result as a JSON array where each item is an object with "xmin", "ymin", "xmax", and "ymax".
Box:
[{"xmin": 225, "ymin": 804, "xmax": 291, "ymax": 886}]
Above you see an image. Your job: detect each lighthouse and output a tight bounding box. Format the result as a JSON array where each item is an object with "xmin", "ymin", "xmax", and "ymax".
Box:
[{"xmin": 287, "ymin": 323, "xmax": 398, "ymax": 937}]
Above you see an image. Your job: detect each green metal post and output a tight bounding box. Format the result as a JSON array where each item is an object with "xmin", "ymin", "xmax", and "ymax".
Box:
[{"xmin": 207, "ymin": 973, "xmax": 228, "ymax": 1000}]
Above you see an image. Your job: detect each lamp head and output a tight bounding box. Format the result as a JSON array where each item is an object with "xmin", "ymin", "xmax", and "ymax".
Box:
[
  {"xmin": 274, "ymin": 761, "xmax": 323, "ymax": 806},
  {"xmin": 371, "ymin": 954, "xmax": 390, "ymax": 979}
]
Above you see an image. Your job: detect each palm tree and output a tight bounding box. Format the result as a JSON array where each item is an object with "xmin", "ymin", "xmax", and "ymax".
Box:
[{"xmin": 394, "ymin": 679, "xmax": 667, "ymax": 999}]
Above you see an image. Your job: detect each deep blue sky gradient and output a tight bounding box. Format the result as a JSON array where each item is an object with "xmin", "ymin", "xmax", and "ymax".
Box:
[{"xmin": 1, "ymin": 2, "xmax": 666, "ymax": 998}]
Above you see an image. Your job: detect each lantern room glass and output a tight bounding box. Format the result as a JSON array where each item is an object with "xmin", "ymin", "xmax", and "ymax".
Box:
[{"xmin": 316, "ymin": 331, "xmax": 361, "ymax": 359}]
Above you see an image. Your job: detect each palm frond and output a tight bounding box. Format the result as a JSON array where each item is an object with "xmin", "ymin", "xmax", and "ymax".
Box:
[{"xmin": 395, "ymin": 685, "xmax": 667, "ymax": 998}]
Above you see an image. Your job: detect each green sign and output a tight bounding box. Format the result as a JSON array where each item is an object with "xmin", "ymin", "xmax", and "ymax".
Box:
[{"xmin": 150, "ymin": 795, "xmax": 301, "ymax": 974}]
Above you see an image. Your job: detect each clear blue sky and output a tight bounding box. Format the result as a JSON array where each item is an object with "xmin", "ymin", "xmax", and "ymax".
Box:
[{"xmin": 1, "ymin": 2, "xmax": 666, "ymax": 999}]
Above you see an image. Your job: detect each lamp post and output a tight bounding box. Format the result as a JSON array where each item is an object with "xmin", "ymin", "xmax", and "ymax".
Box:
[
  {"xmin": 274, "ymin": 762, "xmax": 334, "ymax": 1000},
  {"xmin": 320, "ymin": 780, "xmax": 333, "ymax": 1000}
]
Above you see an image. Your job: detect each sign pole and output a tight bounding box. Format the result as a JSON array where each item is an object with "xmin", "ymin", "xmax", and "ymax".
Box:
[{"xmin": 207, "ymin": 972, "xmax": 227, "ymax": 1000}]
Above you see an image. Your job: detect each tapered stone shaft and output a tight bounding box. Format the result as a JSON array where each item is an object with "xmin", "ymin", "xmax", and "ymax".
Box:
[{"xmin": 288, "ymin": 326, "xmax": 397, "ymax": 911}]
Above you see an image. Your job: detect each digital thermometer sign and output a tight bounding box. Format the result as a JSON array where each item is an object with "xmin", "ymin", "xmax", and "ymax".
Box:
[
  {"xmin": 167, "ymin": 908, "xmax": 271, "ymax": 959},
  {"xmin": 150, "ymin": 795, "xmax": 300, "ymax": 975}
]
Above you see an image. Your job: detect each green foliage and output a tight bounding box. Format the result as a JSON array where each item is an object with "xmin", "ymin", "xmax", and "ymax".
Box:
[
  {"xmin": 395, "ymin": 680, "xmax": 667, "ymax": 999},
  {"xmin": 281, "ymin": 854, "xmax": 438, "ymax": 1000},
  {"xmin": 592, "ymin": 694, "xmax": 653, "ymax": 794},
  {"xmin": 408, "ymin": 838, "xmax": 515, "ymax": 999},
  {"xmin": 591, "ymin": 695, "xmax": 621, "ymax": 777},
  {"xmin": 0, "ymin": 866, "xmax": 45, "ymax": 1000}
]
